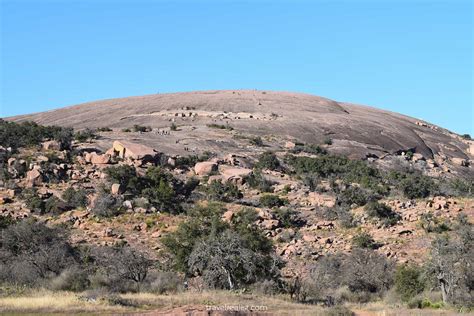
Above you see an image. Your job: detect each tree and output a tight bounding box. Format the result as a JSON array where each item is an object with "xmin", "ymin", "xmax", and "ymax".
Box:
[
  {"xmin": 426, "ymin": 227, "xmax": 473, "ymax": 306},
  {"xmin": 255, "ymin": 152, "xmax": 280, "ymax": 170},
  {"xmin": 188, "ymin": 230, "xmax": 259, "ymax": 289},
  {"xmin": 95, "ymin": 247, "xmax": 153, "ymax": 292},
  {"xmin": 394, "ymin": 264, "xmax": 425, "ymax": 302},
  {"xmin": 0, "ymin": 220, "xmax": 77, "ymax": 284}
]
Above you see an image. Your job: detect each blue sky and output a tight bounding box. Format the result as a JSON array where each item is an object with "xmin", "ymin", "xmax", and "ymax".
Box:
[{"xmin": 1, "ymin": 0, "xmax": 472, "ymax": 134}]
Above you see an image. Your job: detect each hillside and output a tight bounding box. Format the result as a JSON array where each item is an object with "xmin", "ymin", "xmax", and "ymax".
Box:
[
  {"xmin": 8, "ymin": 90, "xmax": 473, "ymax": 178},
  {"xmin": 1, "ymin": 90, "xmax": 473, "ymax": 314}
]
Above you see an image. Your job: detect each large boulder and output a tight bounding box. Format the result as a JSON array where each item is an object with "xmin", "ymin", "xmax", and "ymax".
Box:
[
  {"xmin": 194, "ymin": 161, "xmax": 218, "ymax": 176},
  {"xmin": 26, "ymin": 166, "xmax": 43, "ymax": 187},
  {"xmin": 42, "ymin": 140, "xmax": 61, "ymax": 151},
  {"xmin": 111, "ymin": 140, "xmax": 158, "ymax": 162},
  {"xmin": 90, "ymin": 153, "xmax": 112, "ymax": 164},
  {"xmin": 219, "ymin": 166, "xmax": 253, "ymax": 184}
]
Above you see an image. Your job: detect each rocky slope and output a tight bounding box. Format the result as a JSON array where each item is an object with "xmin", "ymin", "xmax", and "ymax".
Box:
[{"xmin": 7, "ymin": 90, "xmax": 473, "ymax": 177}]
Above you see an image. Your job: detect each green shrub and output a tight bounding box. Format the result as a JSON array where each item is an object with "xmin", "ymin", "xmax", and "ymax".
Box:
[
  {"xmin": 365, "ymin": 201, "xmax": 400, "ymax": 226},
  {"xmin": 62, "ymin": 187, "xmax": 88, "ymax": 209},
  {"xmin": 96, "ymin": 127, "xmax": 112, "ymax": 132},
  {"xmin": 259, "ymin": 194, "xmax": 287, "ymax": 208},
  {"xmin": 0, "ymin": 214, "xmax": 16, "ymax": 229},
  {"xmin": 170, "ymin": 123, "xmax": 177, "ymax": 131},
  {"xmin": 419, "ymin": 212, "xmax": 450, "ymax": 233},
  {"xmin": 352, "ymin": 232, "xmax": 378, "ymax": 249},
  {"xmin": 44, "ymin": 196, "xmax": 69, "ymax": 215},
  {"xmin": 132, "ymin": 125, "xmax": 150, "ymax": 132},
  {"xmin": 207, "ymin": 123, "xmax": 234, "ymax": 131},
  {"xmin": 246, "ymin": 171, "xmax": 274, "ymax": 193},
  {"xmin": 249, "ymin": 136, "xmax": 264, "ymax": 147},
  {"xmin": 461, "ymin": 134, "xmax": 472, "ymax": 140},
  {"xmin": 337, "ymin": 186, "xmax": 370, "ymax": 207},
  {"xmin": 104, "ymin": 165, "xmax": 142, "ymax": 195},
  {"xmin": 74, "ymin": 128, "xmax": 97, "ymax": 143},
  {"xmin": 274, "ymin": 208, "xmax": 304, "ymax": 228},
  {"xmin": 122, "ymin": 128, "xmax": 131, "ymax": 132},
  {"xmin": 396, "ymin": 173, "xmax": 438, "ymax": 199},
  {"xmin": 206, "ymin": 180, "xmax": 242, "ymax": 202},
  {"xmin": 323, "ymin": 137, "xmax": 333, "ymax": 145},
  {"xmin": 255, "ymin": 152, "xmax": 280, "ymax": 170},
  {"xmin": 290, "ymin": 144, "xmax": 327, "ymax": 155},
  {"xmin": 92, "ymin": 192, "xmax": 123, "ymax": 217},
  {"xmin": 394, "ymin": 264, "xmax": 425, "ymax": 302},
  {"xmin": 0, "ymin": 119, "xmax": 73, "ymax": 151}
]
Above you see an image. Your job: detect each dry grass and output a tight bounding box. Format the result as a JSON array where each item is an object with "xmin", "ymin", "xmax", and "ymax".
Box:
[{"xmin": 0, "ymin": 290, "xmax": 469, "ymax": 315}]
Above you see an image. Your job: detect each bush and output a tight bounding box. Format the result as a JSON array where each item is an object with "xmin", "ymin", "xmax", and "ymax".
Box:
[
  {"xmin": 207, "ymin": 123, "xmax": 234, "ymax": 131},
  {"xmin": 0, "ymin": 214, "xmax": 16, "ymax": 229},
  {"xmin": 461, "ymin": 134, "xmax": 472, "ymax": 140},
  {"xmin": 246, "ymin": 171, "xmax": 274, "ymax": 193},
  {"xmin": 93, "ymin": 246, "xmax": 153, "ymax": 292},
  {"xmin": 133, "ymin": 125, "xmax": 150, "ymax": 133},
  {"xmin": 0, "ymin": 119, "xmax": 73, "ymax": 151},
  {"xmin": 365, "ymin": 201, "xmax": 400, "ymax": 226},
  {"xmin": 170, "ymin": 123, "xmax": 177, "ymax": 131},
  {"xmin": 188, "ymin": 229, "xmax": 278, "ymax": 290},
  {"xmin": 394, "ymin": 264, "xmax": 425, "ymax": 302},
  {"xmin": 44, "ymin": 196, "xmax": 69, "ymax": 215},
  {"xmin": 92, "ymin": 192, "xmax": 123, "ymax": 217},
  {"xmin": 419, "ymin": 212, "xmax": 450, "ymax": 233},
  {"xmin": 337, "ymin": 186, "xmax": 370, "ymax": 207},
  {"xmin": 396, "ymin": 173, "xmax": 438, "ymax": 199},
  {"xmin": 74, "ymin": 128, "xmax": 97, "ymax": 143},
  {"xmin": 274, "ymin": 208, "xmax": 305, "ymax": 228},
  {"xmin": 255, "ymin": 152, "xmax": 280, "ymax": 170},
  {"xmin": 96, "ymin": 127, "xmax": 112, "ymax": 132},
  {"xmin": 352, "ymin": 232, "xmax": 378, "ymax": 249},
  {"xmin": 290, "ymin": 144, "xmax": 327, "ymax": 155},
  {"xmin": 49, "ymin": 266, "xmax": 90, "ymax": 292},
  {"xmin": 104, "ymin": 165, "xmax": 142, "ymax": 195},
  {"xmin": 249, "ymin": 136, "xmax": 264, "ymax": 146},
  {"xmin": 62, "ymin": 187, "xmax": 88, "ymax": 209},
  {"xmin": 206, "ymin": 180, "xmax": 242, "ymax": 202},
  {"xmin": 259, "ymin": 194, "xmax": 287, "ymax": 208},
  {"xmin": 0, "ymin": 220, "xmax": 78, "ymax": 285},
  {"xmin": 146, "ymin": 271, "xmax": 182, "ymax": 294}
]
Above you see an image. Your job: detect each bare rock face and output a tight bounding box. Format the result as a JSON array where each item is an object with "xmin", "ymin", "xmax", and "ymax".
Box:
[
  {"xmin": 6, "ymin": 90, "xmax": 472, "ymax": 177},
  {"xmin": 194, "ymin": 161, "xmax": 218, "ymax": 176}
]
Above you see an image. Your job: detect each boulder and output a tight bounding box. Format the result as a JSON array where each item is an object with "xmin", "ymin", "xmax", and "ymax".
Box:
[
  {"xmin": 111, "ymin": 183, "xmax": 121, "ymax": 195},
  {"xmin": 194, "ymin": 161, "xmax": 218, "ymax": 176},
  {"xmin": 111, "ymin": 140, "xmax": 158, "ymax": 161},
  {"xmin": 261, "ymin": 219, "xmax": 279, "ymax": 230},
  {"xmin": 412, "ymin": 153, "xmax": 425, "ymax": 162},
  {"xmin": 284, "ymin": 141, "xmax": 296, "ymax": 149},
  {"xmin": 90, "ymin": 153, "xmax": 112, "ymax": 164},
  {"xmin": 26, "ymin": 167, "xmax": 42, "ymax": 187},
  {"xmin": 451, "ymin": 157, "xmax": 469, "ymax": 167},
  {"xmin": 222, "ymin": 210, "xmax": 234, "ymax": 222},
  {"xmin": 219, "ymin": 166, "xmax": 253, "ymax": 184},
  {"xmin": 42, "ymin": 140, "xmax": 61, "ymax": 151}
]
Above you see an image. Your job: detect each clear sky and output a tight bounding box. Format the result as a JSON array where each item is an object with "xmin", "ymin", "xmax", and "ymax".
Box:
[{"xmin": 1, "ymin": 0, "xmax": 472, "ymax": 134}]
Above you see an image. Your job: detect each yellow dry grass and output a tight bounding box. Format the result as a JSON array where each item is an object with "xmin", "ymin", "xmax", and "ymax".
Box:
[{"xmin": 0, "ymin": 290, "xmax": 469, "ymax": 315}]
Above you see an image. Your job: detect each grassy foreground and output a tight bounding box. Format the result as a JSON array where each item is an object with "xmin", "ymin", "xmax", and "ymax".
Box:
[{"xmin": 0, "ymin": 290, "xmax": 468, "ymax": 316}]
